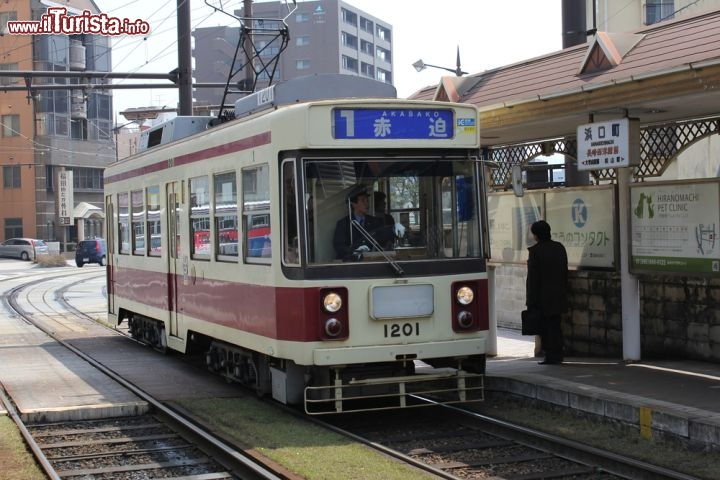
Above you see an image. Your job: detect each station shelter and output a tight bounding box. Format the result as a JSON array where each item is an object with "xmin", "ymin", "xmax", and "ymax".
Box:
[{"xmin": 412, "ymin": 8, "xmax": 720, "ymax": 363}]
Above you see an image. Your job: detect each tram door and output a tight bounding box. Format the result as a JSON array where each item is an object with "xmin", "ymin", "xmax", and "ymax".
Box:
[{"xmin": 167, "ymin": 181, "xmax": 183, "ymax": 338}]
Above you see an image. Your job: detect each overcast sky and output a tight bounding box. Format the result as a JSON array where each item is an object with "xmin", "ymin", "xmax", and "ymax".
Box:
[{"xmin": 94, "ymin": 0, "xmax": 563, "ymax": 122}]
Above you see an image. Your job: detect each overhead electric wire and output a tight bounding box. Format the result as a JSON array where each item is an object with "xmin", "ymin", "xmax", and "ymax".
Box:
[{"xmin": 0, "ymin": 119, "xmax": 115, "ymax": 160}]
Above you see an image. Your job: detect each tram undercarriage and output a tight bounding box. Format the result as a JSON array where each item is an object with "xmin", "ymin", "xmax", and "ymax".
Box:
[{"xmin": 123, "ymin": 311, "xmax": 484, "ymax": 414}]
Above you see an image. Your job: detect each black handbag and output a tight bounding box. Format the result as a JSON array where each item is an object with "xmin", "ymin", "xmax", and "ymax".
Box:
[{"xmin": 521, "ymin": 309, "xmax": 542, "ymax": 335}]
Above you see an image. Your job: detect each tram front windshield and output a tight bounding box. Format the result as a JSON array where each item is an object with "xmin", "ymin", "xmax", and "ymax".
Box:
[{"xmin": 293, "ymin": 157, "xmax": 482, "ymax": 265}]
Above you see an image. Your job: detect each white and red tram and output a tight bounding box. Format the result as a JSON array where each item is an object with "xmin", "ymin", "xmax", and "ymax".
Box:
[{"xmin": 104, "ymin": 75, "xmax": 490, "ymax": 413}]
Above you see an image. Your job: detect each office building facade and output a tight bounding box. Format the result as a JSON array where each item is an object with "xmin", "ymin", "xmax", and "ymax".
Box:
[
  {"xmin": 193, "ymin": 0, "xmax": 393, "ymax": 107},
  {"xmin": 0, "ymin": 0, "xmax": 112, "ymax": 246}
]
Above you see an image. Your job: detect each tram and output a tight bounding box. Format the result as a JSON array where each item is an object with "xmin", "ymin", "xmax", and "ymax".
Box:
[{"xmin": 104, "ymin": 75, "xmax": 490, "ymax": 413}]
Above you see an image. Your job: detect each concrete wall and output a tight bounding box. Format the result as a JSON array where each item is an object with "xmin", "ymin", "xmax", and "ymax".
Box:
[{"xmin": 493, "ymin": 264, "xmax": 720, "ymax": 362}]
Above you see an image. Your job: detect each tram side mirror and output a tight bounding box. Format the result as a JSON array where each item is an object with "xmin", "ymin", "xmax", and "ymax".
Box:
[{"xmin": 511, "ymin": 165, "xmax": 524, "ymax": 197}]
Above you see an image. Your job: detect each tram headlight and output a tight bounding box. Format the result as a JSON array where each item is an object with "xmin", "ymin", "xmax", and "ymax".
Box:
[
  {"xmin": 324, "ymin": 318, "xmax": 343, "ymax": 337},
  {"xmin": 322, "ymin": 292, "xmax": 343, "ymax": 313},
  {"xmin": 456, "ymin": 286, "xmax": 474, "ymax": 305}
]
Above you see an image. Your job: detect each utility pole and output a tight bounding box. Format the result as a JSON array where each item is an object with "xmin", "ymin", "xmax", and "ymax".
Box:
[
  {"xmin": 243, "ymin": 0, "xmax": 254, "ymax": 89},
  {"xmin": 177, "ymin": 0, "xmax": 193, "ymax": 115}
]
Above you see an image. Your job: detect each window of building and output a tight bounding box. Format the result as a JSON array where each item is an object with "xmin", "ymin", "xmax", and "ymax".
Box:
[
  {"xmin": 342, "ymin": 55, "xmax": 358, "ymax": 73},
  {"xmin": 0, "ymin": 63, "xmax": 19, "ymax": 86},
  {"xmin": 341, "ymin": 31, "xmax": 358, "ymax": 49},
  {"xmin": 296, "ymin": 12, "xmax": 309, "ymax": 22},
  {"xmin": 296, "ymin": 59, "xmax": 311, "ymax": 70},
  {"xmin": 190, "ymin": 176, "xmax": 211, "ymax": 259},
  {"xmin": 376, "ymin": 25, "xmax": 391, "ymax": 41},
  {"xmin": 296, "ymin": 35, "xmax": 310, "ymax": 46},
  {"xmin": 214, "ymin": 171, "xmax": 238, "ymax": 260},
  {"xmin": 70, "ymin": 167, "xmax": 104, "ymax": 191},
  {"xmin": 1, "ymin": 114, "xmax": 19, "ymax": 137},
  {"xmin": 4, "ymin": 218, "xmax": 22, "ymax": 240},
  {"xmin": 256, "ymin": 39, "xmax": 281, "ymax": 57},
  {"xmin": 360, "ymin": 17, "xmax": 373, "ymax": 34},
  {"xmin": 85, "ymin": 35, "xmax": 111, "ymax": 71},
  {"xmin": 146, "ymin": 186, "xmax": 161, "ymax": 256},
  {"xmin": 3, "ymin": 165, "xmax": 21, "ymax": 189},
  {"xmin": 54, "ymin": 90, "xmax": 69, "ymax": 113},
  {"xmin": 0, "ymin": 11, "xmax": 17, "ymax": 35},
  {"xmin": 361, "ymin": 62, "xmax": 375, "ymax": 78},
  {"xmin": 87, "ymin": 92, "xmax": 112, "ymax": 140},
  {"xmin": 131, "ymin": 189, "xmax": 145, "ymax": 255},
  {"xmin": 242, "ymin": 165, "xmax": 270, "ymax": 263},
  {"xmin": 70, "ymin": 118, "xmax": 85, "ymax": 139},
  {"xmin": 360, "ymin": 39, "xmax": 374, "ymax": 56},
  {"xmin": 341, "ymin": 8, "xmax": 357, "ymax": 27},
  {"xmin": 646, "ymin": 0, "xmax": 674, "ymax": 24},
  {"xmin": 253, "ymin": 18, "xmax": 281, "ymax": 30},
  {"xmin": 257, "ymin": 66, "xmax": 281, "ymax": 81},
  {"xmin": 46, "ymin": 165, "xmax": 54, "ymax": 192},
  {"xmin": 377, "ymin": 68, "xmax": 392, "ymax": 84},
  {"xmin": 376, "ymin": 46, "xmax": 391, "ymax": 63}
]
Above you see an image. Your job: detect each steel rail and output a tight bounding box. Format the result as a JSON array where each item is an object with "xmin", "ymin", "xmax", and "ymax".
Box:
[
  {"xmin": 6, "ymin": 273, "xmax": 284, "ymax": 480},
  {"xmin": 0, "ymin": 386, "xmax": 61, "ymax": 480},
  {"xmin": 434, "ymin": 398, "xmax": 701, "ymax": 480}
]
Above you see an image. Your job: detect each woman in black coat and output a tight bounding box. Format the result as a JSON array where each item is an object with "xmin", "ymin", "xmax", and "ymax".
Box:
[{"xmin": 526, "ymin": 220, "xmax": 569, "ymax": 364}]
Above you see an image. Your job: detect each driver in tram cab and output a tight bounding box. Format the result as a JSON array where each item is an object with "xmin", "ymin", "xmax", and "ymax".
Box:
[{"xmin": 333, "ymin": 185, "xmax": 392, "ymax": 260}]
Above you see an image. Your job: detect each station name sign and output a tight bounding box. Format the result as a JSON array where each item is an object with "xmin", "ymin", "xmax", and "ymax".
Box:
[{"xmin": 576, "ymin": 118, "xmax": 640, "ymax": 171}]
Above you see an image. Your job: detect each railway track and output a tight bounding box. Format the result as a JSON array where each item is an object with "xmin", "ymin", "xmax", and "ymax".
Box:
[
  {"xmin": 2, "ymin": 266, "xmax": 706, "ymax": 479},
  {"xmin": 1, "ymin": 266, "xmax": 284, "ymax": 480},
  {"xmin": 31, "ymin": 415, "xmax": 229, "ymax": 479},
  {"xmin": 321, "ymin": 401, "xmax": 700, "ymax": 480}
]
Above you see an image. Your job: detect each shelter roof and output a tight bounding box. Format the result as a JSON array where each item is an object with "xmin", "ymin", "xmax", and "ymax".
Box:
[{"xmin": 412, "ymin": 8, "xmax": 720, "ymax": 147}]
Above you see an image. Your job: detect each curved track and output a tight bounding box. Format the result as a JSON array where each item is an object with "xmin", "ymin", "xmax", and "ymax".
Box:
[{"xmin": 1, "ymin": 265, "xmax": 284, "ymax": 480}]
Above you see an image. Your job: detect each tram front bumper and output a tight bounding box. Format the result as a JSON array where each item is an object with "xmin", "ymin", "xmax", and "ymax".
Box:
[{"xmin": 312, "ymin": 337, "xmax": 485, "ymax": 366}]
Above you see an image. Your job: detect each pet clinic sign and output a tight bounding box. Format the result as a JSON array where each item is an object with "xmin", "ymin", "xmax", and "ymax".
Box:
[{"xmin": 577, "ymin": 118, "xmax": 640, "ymax": 171}]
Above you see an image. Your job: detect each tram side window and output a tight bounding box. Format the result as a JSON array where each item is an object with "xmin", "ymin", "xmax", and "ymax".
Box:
[
  {"xmin": 242, "ymin": 164, "xmax": 271, "ymax": 264},
  {"xmin": 147, "ymin": 185, "xmax": 161, "ymax": 256},
  {"xmin": 189, "ymin": 176, "xmax": 211, "ymax": 259},
  {"xmin": 282, "ymin": 160, "xmax": 299, "ymax": 265},
  {"xmin": 131, "ymin": 189, "xmax": 145, "ymax": 255},
  {"xmin": 214, "ymin": 171, "xmax": 238, "ymax": 260},
  {"xmin": 118, "ymin": 192, "xmax": 130, "ymax": 255}
]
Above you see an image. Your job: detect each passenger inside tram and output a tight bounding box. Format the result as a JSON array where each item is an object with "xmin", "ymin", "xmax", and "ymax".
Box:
[{"xmin": 332, "ymin": 184, "xmax": 396, "ymax": 261}]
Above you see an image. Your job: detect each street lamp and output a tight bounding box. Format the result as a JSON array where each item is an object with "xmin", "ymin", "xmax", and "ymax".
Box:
[{"xmin": 412, "ymin": 46, "xmax": 467, "ymax": 77}]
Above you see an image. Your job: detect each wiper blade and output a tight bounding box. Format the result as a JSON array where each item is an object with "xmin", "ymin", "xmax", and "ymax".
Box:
[{"xmin": 351, "ymin": 220, "xmax": 404, "ymax": 277}]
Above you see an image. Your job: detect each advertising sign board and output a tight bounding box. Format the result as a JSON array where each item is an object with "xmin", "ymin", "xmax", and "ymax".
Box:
[
  {"xmin": 58, "ymin": 170, "xmax": 74, "ymax": 226},
  {"xmin": 487, "ymin": 191, "xmax": 543, "ymax": 263},
  {"xmin": 631, "ymin": 181, "xmax": 720, "ymax": 274},
  {"xmin": 546, "ymin": 187, "xmax": 616, "ymax": 268}
]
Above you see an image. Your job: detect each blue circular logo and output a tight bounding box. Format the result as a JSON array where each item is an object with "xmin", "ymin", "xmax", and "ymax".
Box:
[{"xmin": 571, "ymin": 198, "xmax": 587, "ymax": 228}]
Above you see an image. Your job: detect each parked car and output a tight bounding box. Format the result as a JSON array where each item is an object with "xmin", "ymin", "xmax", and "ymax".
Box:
[
  {"xmin": 75, "ymin": 238, "xmax": 107, "ymax": 267},
  {"xmin": 0, "ymin": 238, "xmax": 50, "ymax": 261}
]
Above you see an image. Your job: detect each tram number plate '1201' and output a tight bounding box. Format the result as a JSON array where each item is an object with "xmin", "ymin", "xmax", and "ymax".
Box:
[{"xmin": 384, "ymin": 322, "xmax": 420, "ymax": 338}]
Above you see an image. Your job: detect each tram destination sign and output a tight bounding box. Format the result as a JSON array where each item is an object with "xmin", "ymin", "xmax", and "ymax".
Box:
[
  {"xmin": 333, "ymin": 108, "xmax": 456, "ymax": 140},
  {"xmin": 576, "ymin": 118, "xmax": 640, "ymax": 171}
]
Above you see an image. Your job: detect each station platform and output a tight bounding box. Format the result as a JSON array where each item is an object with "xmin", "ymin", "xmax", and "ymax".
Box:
[
  {"xmin": 487, "ymin": 328, "xmax": 720, "ymax": 449},
  {"xmin": 0, "ymin": 258, "xmax": 240, "ymax": 423},
  {"xmin": 0, "ymin": 308, "xmax": 150, "ymax": 423}
]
